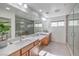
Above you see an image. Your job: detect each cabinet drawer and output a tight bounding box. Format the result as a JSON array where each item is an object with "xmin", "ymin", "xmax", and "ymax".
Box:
[
  {"xmin": 9, "ymin": 50, "xmax": 20, "ymax": 56},
  {"xmin": 22, "ymin": 51, "xmax": 28, "ymax": 56},
  {"xmin": 22, "ymin": 43, "xmax": 33, "ymax": 54},
  {"xmin": 34, "ymin": 40, "xmax": 39, "ymax": 46}
]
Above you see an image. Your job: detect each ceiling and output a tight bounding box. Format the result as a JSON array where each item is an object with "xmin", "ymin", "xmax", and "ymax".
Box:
[
  {"xmin": 0, "ymin": 3, "xmax": 38, "ymax": 20},
  {"xmin": 28, "ymin": 3, "xmax": 76, "ymax": 18},
  {"xmin": 0, "ymin": 3, "xmax": 76, "ymax": 20}
]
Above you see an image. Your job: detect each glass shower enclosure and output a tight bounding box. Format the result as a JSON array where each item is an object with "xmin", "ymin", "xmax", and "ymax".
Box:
[{"xmin": 67, "ymin": 3, "xmax": 79, "ymax": 56}]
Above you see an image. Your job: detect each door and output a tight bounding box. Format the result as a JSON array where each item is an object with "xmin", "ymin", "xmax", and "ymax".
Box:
[{"xmin": 67, "ymin": 10, "xmax": 74, "ymax": 54}]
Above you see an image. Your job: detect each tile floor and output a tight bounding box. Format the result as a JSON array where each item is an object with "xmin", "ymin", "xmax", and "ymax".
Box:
[{"xmin": 39, "ymin": 41, "xmax": 70, "ymax": 56}]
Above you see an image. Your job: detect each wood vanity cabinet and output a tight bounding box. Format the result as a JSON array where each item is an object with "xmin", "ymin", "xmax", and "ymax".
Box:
[
  {"xmin": 21, "ymin": 43, "xmax": 34, "ymax": 56},
  {"xmin": 30, "ymin": 40, "xmax": 40, "ymax": 56},
  {"xmin": 34, "ymin": 40, "xmax": 39, "ymax": 46},
  {"xmin": 41, "ymin": 35, "xmax": 49, "ymax": 45},
  {"xmin": 21, "ymin": 51, "xmax": 29, "ymax": 56},
  {"xmin": 9, "ymin": 34, "xmax": 50, "ymax": 56},
  {"xmin": 9, "ymin": 50, "xmax": 21, "ymax": 56},
  {"xmin": 9, "ymin": 43, "xmax": 34, "ymax": 56}
]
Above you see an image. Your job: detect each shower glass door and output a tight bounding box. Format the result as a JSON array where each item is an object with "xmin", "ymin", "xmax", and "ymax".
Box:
[
  {"xmin": 67, "ymin": 10, "xmax": 74, "ymax": 54},
  {"xmin": 73, "ymin": 4, "xmax": 79, "ymax": 56},
  {"xmin": 67, "ymin": 3, "xmax": 79, "ymax": 56}
]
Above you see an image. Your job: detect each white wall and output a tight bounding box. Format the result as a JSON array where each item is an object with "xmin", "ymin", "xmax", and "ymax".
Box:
[
  {"xmin": 34, "ymin": 15, "xmax": 66, "ymax": 44},
  {"xmin": 0, "ymin": 8, "xmax": 15, "ymax": 39},
  {"xmin": 49, "ymin": 16, "xmax": 66, "ymax": 44}
]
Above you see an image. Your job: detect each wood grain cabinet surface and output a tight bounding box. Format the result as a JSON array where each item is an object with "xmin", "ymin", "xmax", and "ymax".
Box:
[
  {"xmin": 9, "ymin": 34, "xmax": 50, "ymax": 56},
  {"xmin": 9, "ymin": 50, "xmax": 21, "ymax": 56},
  {"xmin": 21, "ymin": 43, "xmax": 33, "ymax": 54},
  {"xmin": 41, "ymin": 35, "xmax": 49, "ymax": 45},
  {"xmin": 34, "ymin": 40, "xmax": 39, "ymax": 46},
  {"xmin": 21, "ymin": 51, "xmax": 29, "ymax": 56}
]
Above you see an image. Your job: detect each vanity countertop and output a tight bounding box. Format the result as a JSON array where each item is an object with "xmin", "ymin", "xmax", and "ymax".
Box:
[{"xmin": 0, "ymin": 32, "xmax": 50, "ymax": 56}]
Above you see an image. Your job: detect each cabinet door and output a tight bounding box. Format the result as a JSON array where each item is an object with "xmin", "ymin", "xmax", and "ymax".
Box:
[
  {"xmin": 30, "ymin": 40, "xmax": 41, "ymax": 56},
  {"xmin": 9, "ymin": 50, "xmax": 20, "ymax": 56},
  {"xmin": 30, "ymin": 44, "xmax": 40, "ymax": 56},
  {"xmin": 41, "ymin": 36, "xmax": 49, "ymax": 45},
  {"xmin": 22, "ymin": 51, "xmax": 29, "ymax": 56},
  {"xmin": 44, "ymin": 36, "xmax": 49, "ymax": 45},
  {"xmin": 21, "ymin": 43, "xmax": 33, "ymax": 54},
  {"xmin": 34, "ymin": 40, "xmax": 39, "ymax": 46}
]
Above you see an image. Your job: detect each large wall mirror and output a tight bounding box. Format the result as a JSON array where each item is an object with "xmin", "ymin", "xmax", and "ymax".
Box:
[
  {"xmin": 15, "ymin": 16, "xmax": 34, "ymax": 37},
  {"xmin": 0, "ymin": 17, "xmax": 11, "ymax": 40}
]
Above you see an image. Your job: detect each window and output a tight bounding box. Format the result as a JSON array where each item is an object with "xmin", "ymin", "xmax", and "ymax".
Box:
[
  {"xmin": 58, "ymin": 21, "xmax": 64, "ymax": 26},
  {"xmin": 69, "ymin": 20, "xmax": 79, "ymax": 26},
  {"xmin": 51, "ymin": 22, "xmax": 57, "ymax": 27},
  {"xmin": 34, "ymin": 24, "xmax": 42, "ymax": 27},
  {"xmin": 69, "ymin": 20, "xmax": 73, "ymax": 26},
  {"xmin": 74, "ymin": 20, "xmax": 79, "ymax": 26},
  {"xmin": 51, "ymin": 21, "xmax": 65, "ymax": 27}
]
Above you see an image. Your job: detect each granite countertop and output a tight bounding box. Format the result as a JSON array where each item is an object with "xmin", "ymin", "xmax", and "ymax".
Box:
[{"xmin": 0, "ymin": 32, "xmax": 50, "ymax": 56}]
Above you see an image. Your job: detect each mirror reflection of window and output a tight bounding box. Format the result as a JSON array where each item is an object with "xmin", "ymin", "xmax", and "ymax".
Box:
[
  {"xmin": 34, "ymin": 24, "xmax": 42, "ymax": 27},
  {"xmin": 74, "ymin": 20, "xmax": 79, "ymax": 26},
  {"xmin": 0, "ymin": 17, "xmax": 11, "ymax": 39},
  {"xmin": 15, "ymin": 17, "xmax": 34, "ymax": 37}
]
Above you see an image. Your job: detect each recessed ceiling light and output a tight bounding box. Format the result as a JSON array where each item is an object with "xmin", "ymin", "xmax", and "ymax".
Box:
[
  {"xmin": 39, "ymin": 10, "xmax": 42, "ymax": 12},
  {"xmin": 6, "ymin": 7, "xmax": 10, "ymax": 10},
  {"xmin": 24, "ymin": 4, "xmax": 28, "ymax": 8},
  {"xmin": 42, "ymin": 17, "xmax": 46, "ymax": 21}
]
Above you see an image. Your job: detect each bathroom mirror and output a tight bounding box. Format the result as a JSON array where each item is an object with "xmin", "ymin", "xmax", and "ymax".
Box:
[
  {"xmin": 0, "ymin": 17, "xmax": 11, "ymax": 39},
  {"xmin": 15, "ymin": 16, "xmax": 34, "ymax": 37}
]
